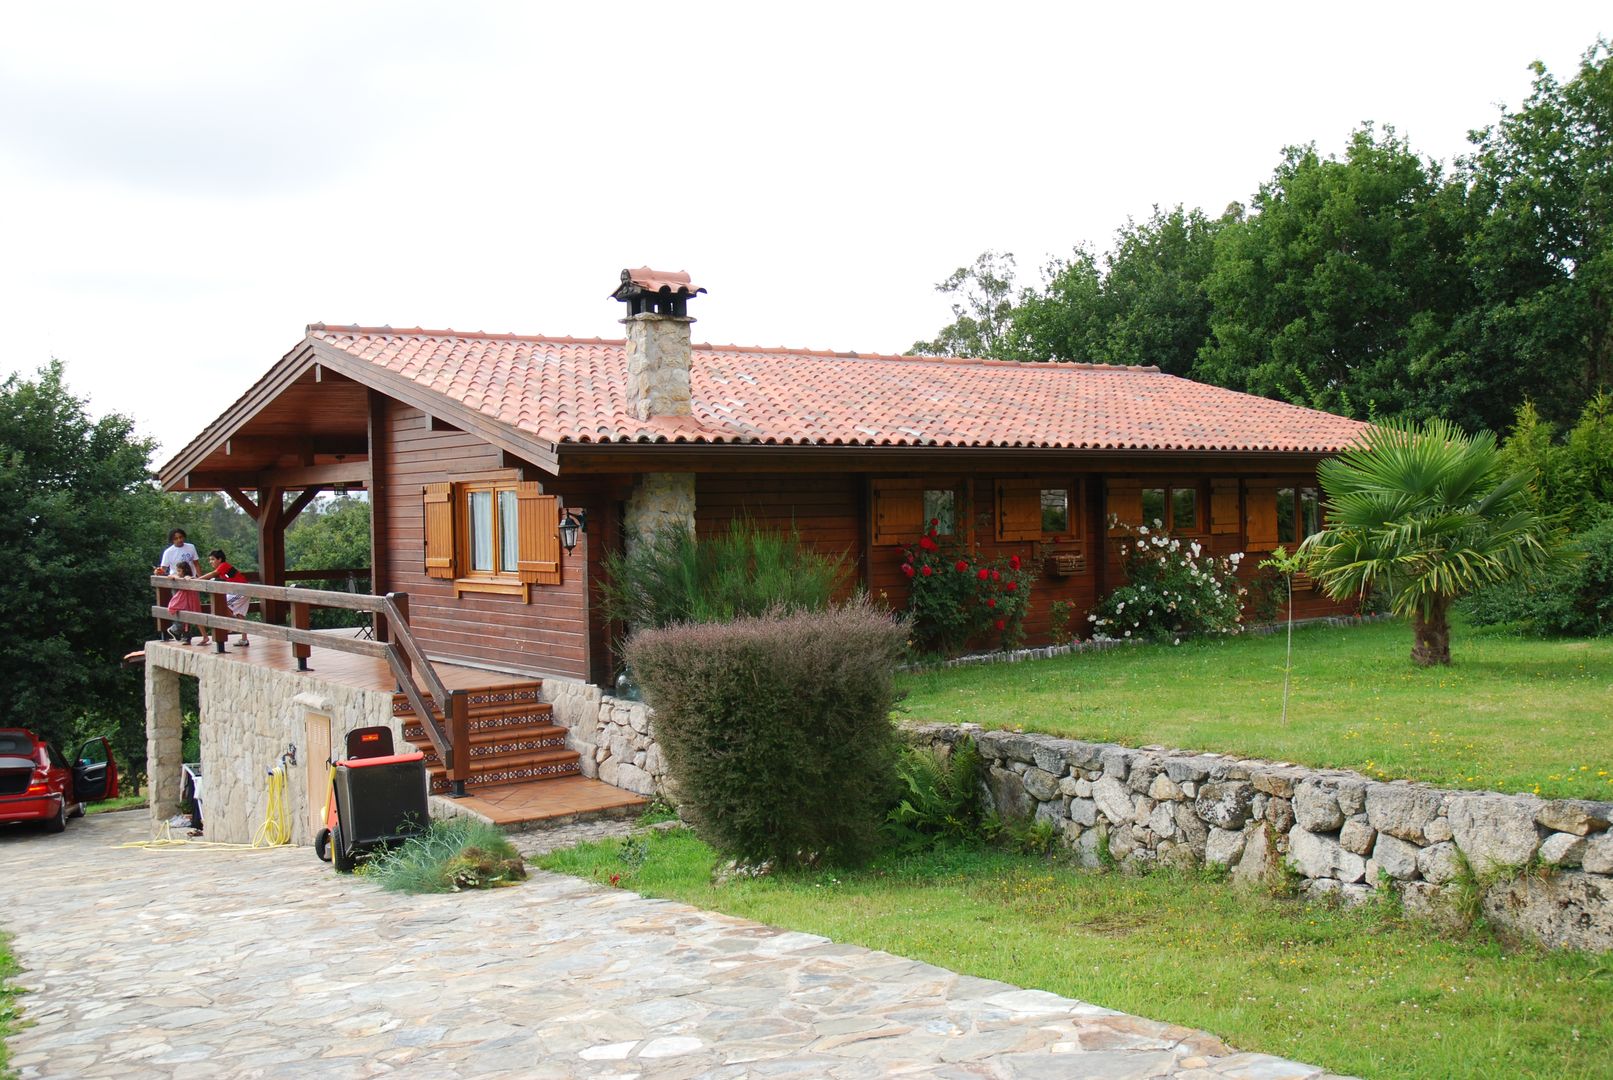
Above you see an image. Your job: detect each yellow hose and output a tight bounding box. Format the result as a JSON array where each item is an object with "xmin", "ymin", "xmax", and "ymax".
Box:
[{"xmin": 119, "ymin": 764, "xmax": 296, "ymax": 852}]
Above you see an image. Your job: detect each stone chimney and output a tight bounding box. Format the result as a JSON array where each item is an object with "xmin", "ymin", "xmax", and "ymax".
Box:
[{"xmin": 612, "ymin": 267, "xmax": 705, "ymax": 422}]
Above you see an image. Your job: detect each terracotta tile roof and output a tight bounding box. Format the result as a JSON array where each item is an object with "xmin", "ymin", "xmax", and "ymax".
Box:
[{"xmin": 308, "ymin": 326, "xmax": 1367, "ymax": 454}]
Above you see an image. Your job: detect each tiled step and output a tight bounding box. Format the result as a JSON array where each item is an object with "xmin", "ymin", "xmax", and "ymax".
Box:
[
  {"xmin": 405, "ymin": 721, "xmax": 570, "ymax": 769},
  {"xmin": 426, "ymin": 748, "xmax": 582, "ymax": 796},
  {"xmin": 391, "ymin": 680, "xmax": 545, "ymax": 721}
]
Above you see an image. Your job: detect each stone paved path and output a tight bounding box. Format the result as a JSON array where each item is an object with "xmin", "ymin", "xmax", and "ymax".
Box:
[{"xmin": 2, "ymin": 812, "xmax": 1348, "ymax": 1079}]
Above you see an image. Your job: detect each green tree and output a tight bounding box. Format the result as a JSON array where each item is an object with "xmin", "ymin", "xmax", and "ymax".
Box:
[
  {"xmin": 1455, "ymin": 40, "xmax": 1613, "ymax": 429},
  {"xmin": 0, "ymin": 361, "xmax": 168, "ymax": 779},
  {"xmin": 1197, "ymin": 125, "xmax": 1469, "ymax": 421},
  {"xmin": 1094, "ymin": 205, "xmax": 1225, "ymax": 376},
  {"xmin": 285, "ymin": 495, "xmax": 371, "ymax": 575},
  {"xmin": 1300, "ymin": 419, "xmax": 1567, "ymax": 666},
  {"xmin": 910, "ymin": 250, "xmax": 1022, "ymax": 358},
  {"xmin": 169, "ymin": 492, "xmax": 259, "ymax": 573}
]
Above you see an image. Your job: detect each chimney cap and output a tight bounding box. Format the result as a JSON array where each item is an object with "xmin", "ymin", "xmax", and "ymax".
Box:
[{"xmin": 612, "ymin": 267, "xmax": 706, "ymax": 317}]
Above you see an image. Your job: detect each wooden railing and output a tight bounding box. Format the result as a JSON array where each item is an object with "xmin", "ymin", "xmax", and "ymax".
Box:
[{"xmin": 151, "ymin": 575, "xmax": 472, "ymax": 796}]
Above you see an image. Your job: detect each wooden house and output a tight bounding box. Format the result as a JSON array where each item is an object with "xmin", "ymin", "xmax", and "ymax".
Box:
[{"xmin": 146, "ymin": 268, "xmax": 1365, "ymax": 841}]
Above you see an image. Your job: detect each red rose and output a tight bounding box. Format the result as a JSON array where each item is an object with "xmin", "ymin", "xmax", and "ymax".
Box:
[
  {"xmin": 954, "ymin": 560, "xmax": 969, "ymax": 573},
  {"xmin": 987, "ymin": 598, "xmax": 997, "ymax": 608},
  {"xmin": 994, "ymin": 619, "xmax": 1006, "ymax": 631},
  {"xmin": 930, "ymin": 518, "xmax": 940, "ymax": 527},
  {"xmin": 901, "ymin": 563, "xmax": 915, "ymax": 578},
  {"xmin": 990, "ymin": 569, "xmax": 1001, "ymax": 582},
  {"xmin": 919, "ymin": 535, "xmax": 938, "ymax": 552},
  {"xmin": 920, "ymin": 565, "xmax": 933, "ymax": 577},
  {"xmin": 1005, "ymin": 581, "xmax": 1018, "ymax": 592},
  {"xmin": 977, "ymin": 568, "xmax": 990, "ymax": 580},
  {"xmin": 1009, "ymin": 554, "xmax": 1021, "ymax": 570}
]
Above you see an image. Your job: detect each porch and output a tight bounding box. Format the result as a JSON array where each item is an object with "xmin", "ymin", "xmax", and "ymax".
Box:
[{"xmin": 143, "ymin": 621, "xmax": 645, "ymax": 844}]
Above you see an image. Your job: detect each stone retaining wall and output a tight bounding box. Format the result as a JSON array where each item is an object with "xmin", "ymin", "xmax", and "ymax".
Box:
[
  {"xmin": 145, "ymin": 644, "xmax": 396, "ymax": 846},
  {"xmin": 906, "ymin": 723, "xmax": 1612, "ymax": 951},
  {"xmin": 541, "ymin": 678, "xmax": 664, "ymax": 798}
]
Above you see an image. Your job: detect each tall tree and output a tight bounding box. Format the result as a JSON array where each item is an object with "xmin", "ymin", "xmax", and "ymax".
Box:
[
  {"xmin": 0, "ymin": 361, "xmax": 167, "ymax": 776},
  {"xmin": 1097, "ymin": 205, "xmax": 1225, "ymax": 376},
  {"xmin": 1301, "ymin": 418, "xmax": 1567, "ymax": 665},
  {"xmin": 1197, "ymin": 125, "xmax": 1468, "ymax": 421},
  {"xmin": 1456, "ymin": 40, "xmax": 1613, "ymax": 429},
  {"xmin": 911, "ymin": 250, "xmax": 1022, "ymax": 358}
]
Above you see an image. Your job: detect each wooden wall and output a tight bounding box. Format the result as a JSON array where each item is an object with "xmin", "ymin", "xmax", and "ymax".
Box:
[
  {"xmin": 693, "ymin": 473, "xmax": 865, "ymax": 597},
  {"xmin": 375, "ymin": 401, "xmax": 590, "ymax": 680}
]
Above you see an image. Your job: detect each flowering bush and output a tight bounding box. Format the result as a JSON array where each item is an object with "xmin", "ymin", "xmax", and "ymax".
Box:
[
  {"xmin": 902, "ymin": 521, "xmax": 1036, "ymax": 653},
  {"xmin": 1090, "ymin": 522, "xmax": 1246, "ymax": 643}
]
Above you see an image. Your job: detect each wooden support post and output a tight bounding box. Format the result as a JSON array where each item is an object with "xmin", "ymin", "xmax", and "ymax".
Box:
[
  {"xmin": 291, "ymin": 601, "xmax": 311, "ymax": 670},
  {"xmin": 258, "ymin": 488, "xmax": 286, "ymax": 625},
  {"xmin": 386, "ymin": 593, "xmax": 410, "ymax": 686},
  {"xmin": 368, "ymin": 390, "xmax": 388, "ymax": 640},
  {"xmin": 210, "ymin": 592, "xmax": 228, "ymax": 653},
  {"xmin": 448, "ymin": 690, "xmax": 470, "ymax": 798}
]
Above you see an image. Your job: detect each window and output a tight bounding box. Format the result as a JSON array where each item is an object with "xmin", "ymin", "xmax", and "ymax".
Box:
[
  {"xmin": 1277, "ymin": 486, "xmax": 1321, "ymax": 545},
  {"xmin": 997, "ymin": 478, "xmax": 1082, "ymax": 541},
  {"xmin": 465, "ymin": 483, "xmax": 520, "ymax": 575},
  {"xmin": 422, "ymin": 480, "xmax": 563, "ymax": 596},
  {"xmin": 924, "ymin": 489, "xmax": 957, "ymax": 536},
  {"xmin": 1131, "ymin": 483, "xmax": 1202, "ymax": 534},
  {"xmin": 871, "ymin": 478, "xmax": 962, "ymax": 545}
]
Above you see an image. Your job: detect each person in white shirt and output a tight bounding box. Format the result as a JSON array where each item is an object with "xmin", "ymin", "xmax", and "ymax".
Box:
[{"xmin": 157, "ymin": 529, "xmax": 200, "ymax": 577}]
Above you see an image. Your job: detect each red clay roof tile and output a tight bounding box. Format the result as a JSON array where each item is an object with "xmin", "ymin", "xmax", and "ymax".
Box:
[{"xmin": 307, "ymin": 325, "xmax": 1367, "ymax": 454}]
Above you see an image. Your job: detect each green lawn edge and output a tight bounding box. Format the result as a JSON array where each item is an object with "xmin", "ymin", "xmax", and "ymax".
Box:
[
  {"xmin": 539, "ymin": 828, "xmax": 1613, "ymax": 1080},
  {"xmin": 896, "ymin": 618, "xmax": 1613, "ymax": 800},
  {"xmin": 0, "ymin": 932, "xmax": 21, "ymax": 1080}
]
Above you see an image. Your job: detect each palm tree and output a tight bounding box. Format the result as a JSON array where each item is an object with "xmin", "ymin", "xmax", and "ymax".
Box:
[{"xmin": 1300, "ymin": 419, "xmax": 1568, "ymax": 666}]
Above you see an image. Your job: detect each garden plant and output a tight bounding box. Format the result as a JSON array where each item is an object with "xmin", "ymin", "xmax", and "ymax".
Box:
[
  {"xmin": 1301, "ymin": 418, "xmax": 1568, "ymax": 665},
  {"xmin": 901, "ymin": 520, "xmax": 1036, "ymax": 653},
  {"xmin": 1089, "ymin": 521, "xmax": 1245, "ymax": 643}
]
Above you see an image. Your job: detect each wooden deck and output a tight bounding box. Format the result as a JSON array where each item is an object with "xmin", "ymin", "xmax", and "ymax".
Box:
[
  {"xmin": 153, "ymin": 630, "xmax": 645, "ymax": 828},
  {"xmin": 156, "ymin": 628, "xmax": 536, "ymax": 694}
]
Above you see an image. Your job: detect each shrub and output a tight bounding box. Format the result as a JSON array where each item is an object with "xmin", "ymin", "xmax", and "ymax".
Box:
[
  {"xmin": 598, "ymin": 519, "xmax": 846, "ymax": 633},
  {"xmin": 1462, "ymin": 516, "xmax": 1613, "ymax": 637},
  {"xmin": 884, "ymin": 737, "xmax": 984, "ymax": 851},
  {"xmin": 901, "ymin": 523, "xmax": 1036, "ymax": 652},
  {"xmin": 625, "ymin": 600, "xmax": 905, "ymax": 868},
  {"xmin": 360, "ymin": 817, "xmax": 527, "ymax": 893},
  {"xmin": 1090, "ymin": 523, "xmax": 1246, "ymax": 643},
  {"xmin": 1048, "ymin": 599, "xmax": 1076, "ymax": 644}
]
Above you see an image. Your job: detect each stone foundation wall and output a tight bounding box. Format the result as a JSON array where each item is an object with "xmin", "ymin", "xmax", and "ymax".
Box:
[
  {"xmin": 541, "ymin": 678, "xmax": 664, "ymax": 798},
  {"xmin": 908, "ymin": 723, "xmax": 1613, "ymax": 952},
  {"xmin": 145, "ymin": 644, "xmax": 396, "ymax": 846}
]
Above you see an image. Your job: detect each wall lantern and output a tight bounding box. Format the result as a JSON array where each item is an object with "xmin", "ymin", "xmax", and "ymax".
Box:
[{"xmin": 558, "ymin": 506, "xmax": 588, "ymax": 555}]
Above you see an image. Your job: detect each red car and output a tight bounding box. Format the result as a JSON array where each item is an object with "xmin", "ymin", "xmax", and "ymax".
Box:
[{"xmin": 0, "ymin": 729, "xmax": 119, "ymax": 833}]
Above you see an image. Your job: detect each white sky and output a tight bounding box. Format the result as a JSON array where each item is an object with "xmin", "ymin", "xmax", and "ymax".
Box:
[{"xmin": 2, "ymin": 2, "xmax": 1606, "ymax": 458}]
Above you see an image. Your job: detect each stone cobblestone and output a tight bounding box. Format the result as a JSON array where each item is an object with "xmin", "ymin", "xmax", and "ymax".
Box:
[{"xmin": 1, "ymin": 812, "xmax": 1348, "ymax": 1079}]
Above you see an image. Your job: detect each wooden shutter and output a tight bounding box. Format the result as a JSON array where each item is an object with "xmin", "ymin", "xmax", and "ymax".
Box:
[
  {"xmin": 1244, "ymin": 480, "xmax": 1281, "ymax": 550},
  {"xmin": 871, "ymin": 479, "xmax": 924, "ymax": 546},
  {"xmin": 996, "ymin": 479, "xmax": 1043, "ymax": 541},
  {"xmin": 1210, "ymin": 479, "xmax": 1241, "ymax": 535},
  {"xmin": 516, "ymin": 482, "xmax": 562, "ymax": 585},
  {"xmin": 423, "ymin": 482, "xmax": 457, "ymax": 579},
  {"xmin": 1105, "ymin": 478, "xmax": 1142, "ymax": 533}
]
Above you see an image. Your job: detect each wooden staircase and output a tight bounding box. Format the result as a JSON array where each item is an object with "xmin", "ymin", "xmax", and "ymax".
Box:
[{"xmin": 393, "ymin": 680, "xmax": 581, "ymax": 797}]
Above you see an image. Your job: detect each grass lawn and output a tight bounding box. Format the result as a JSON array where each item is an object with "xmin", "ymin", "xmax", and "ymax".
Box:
[
  {"xmin": 1, "ymin": 933, "xmax": 20, "ymax": 1080},
  {"xmin": 897, "ymin": 618, "xmax": 1613, "ymax": 800},
  {"xmin": 540, "ymin": 829, "xmax": 1612, "ymax": 1080},
  {"xmin": 85, "ymin": 793, "xmax": 147, "ymax": 815}
]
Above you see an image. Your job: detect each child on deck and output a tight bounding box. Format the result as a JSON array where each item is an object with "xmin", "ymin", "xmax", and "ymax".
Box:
[
  {"xmin": 165, "ymin": 563, "xmax": 204, "ymax": 644},
  {"xmin": 196, "ymin": 549, "xmax": 251, "ymax": 646}
]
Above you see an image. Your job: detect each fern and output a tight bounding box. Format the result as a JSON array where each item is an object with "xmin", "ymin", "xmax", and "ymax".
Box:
[{"xmin": 884, "ymin": 738, "xmax": 984, "ymax": 851}]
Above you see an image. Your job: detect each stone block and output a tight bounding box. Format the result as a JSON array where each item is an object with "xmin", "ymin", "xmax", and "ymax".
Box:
[
  {"xmin": 1536, "ymin": 799, "xmax": 1613, "ymax": 836},
  {"xmin": 1092, "ymin": 776, "xmax": 1134, "ymax": 826},
  {"xmin": 1293, "ymin": 781, "xmax": 1345, "ymax": 832},
  {"xmin": 1540, "ymin": 832, "xmax": 1586, "ymax": 868},
  {"xmin": 1417, "ymin": 841, "xmax": 1462, "ymax": 885},
  {"xmin": 1289, "ymin": 827, "xmax": 1367, "ymax": 883},
  {"xmin": 1369, "ymin": 832, "xmax": 1419, "ymax": 880},
  {"xmin": 1068, "ymin": 797, "xmax": 1097, "ymax": 827},
  {"xmin": 986, "ymin": 766, "xmax": 1034, "ymax": 821},
  {"xmin": 1339, "ymin": 816, "xmax": 1376, "ymax": 856},
  {"xmin": 1173, "ymin": 802, "xmax": 1209, "ymax": 848},
  {"xmin": 1585, "ymin": 834, "xmax": 1613, "ymax": 875},
  {"xmin": 1448, "ymin": 794, "xmax": 1542, "ymax": 873},
  {"xmin": 1365, "ymin": 783, "xmax": 1445, "ymax": 844},
  {"xmin": 1196, "ymin": 781, "xmax": 1255, "ymax": 830},
  {"xmin": 1481, "ymin": 871, "xmax": 1613, "ymax": 952},
  {"xmin": 1031, "ymin": 744, "xmax": 1069, "ymax": 776},
  {"xmin": 1035, "ymin": 800, "xmax": 1068, "ymax": 825},
  {"xmin": 1231, "ymin": 826, "xmax": 1276, "ymax": 887},
  {"xmin": 1205, "ymin": 827, "xmax": 1246, "ymax": 867},
  {"xmin": 1146, "ymin": 801, "xmax": 1177, "ymax": 838},
  {"xmin": 1021, "ymin": 767, "xmax": 1060, "ymax": 802},
  {"xmin": 1265, "ymin": 796, "xmax": 1295, "ymax": 834},
  {"xmin": 1162, "ymin": 756, "xmax": 1213, "ymax": 784},
  {"xmin": 1100, "ymin": 747, "xmax": 1131, "ymax": 779},
  {"xmin": 1250, "ymin": 767, "xmax": 1300, "ymax": 798},
  {"xmin": 1133, "ymin": 795, "xmax": 1156, "ymax": 826},
  {"xmin": 1149, "ymin": 774, "xmax": 1183, "ymax": 801}
]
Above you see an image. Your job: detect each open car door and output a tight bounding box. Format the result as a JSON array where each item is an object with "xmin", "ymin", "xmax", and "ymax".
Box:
[{"xmin": 73, "ymin": 737, "xmax": 119, "ymax": 803}]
